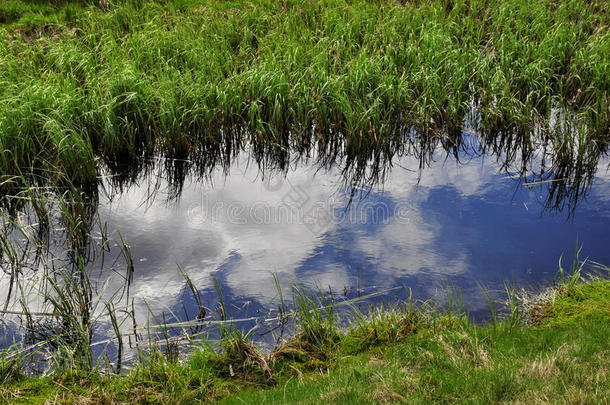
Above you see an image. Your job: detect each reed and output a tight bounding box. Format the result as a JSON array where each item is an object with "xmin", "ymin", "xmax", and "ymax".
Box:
[{"xmin": 0, "ymin": 174, "xmax": 134, "ymax": 375}]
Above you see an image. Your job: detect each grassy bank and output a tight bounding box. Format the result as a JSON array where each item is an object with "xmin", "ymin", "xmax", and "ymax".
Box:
[
  {"xmin": 1, "ymin": 273, "xmax": 609, "ymax": 404},
  {"xmin": 0, "ymin": 0, "xmax": 609, "ymax": 185}
]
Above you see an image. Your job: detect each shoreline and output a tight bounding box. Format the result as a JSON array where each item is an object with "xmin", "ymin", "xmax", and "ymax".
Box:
[{"xmin": 2, "ymin": 269, "xmax": 608, "ymax": 403}]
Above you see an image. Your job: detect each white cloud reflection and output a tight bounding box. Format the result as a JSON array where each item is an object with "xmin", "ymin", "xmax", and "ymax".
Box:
[{"xmin": 92, "ymin": 149, "xmax": 508, "ymax": 323}]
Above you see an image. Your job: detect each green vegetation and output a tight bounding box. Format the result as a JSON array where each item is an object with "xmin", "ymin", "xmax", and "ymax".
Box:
[
  {"xmin": 0, "ymin": 0, "xmax": 608, "ymax": 187},
  {"xmin": 1, "ymin": 1, "xmax": 609, "ymax": 402},
  {"xmin": 1, "ymin": 267, "xmax": 609, "ymax": 404}
]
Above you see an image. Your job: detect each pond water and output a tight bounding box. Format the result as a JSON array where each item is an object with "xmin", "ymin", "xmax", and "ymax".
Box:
[
  {"xmin": 1, "ymin": 128, "xmax": 609, "ymax": 364},
  {"xmin": 97, "ymin": 140, "xmax": 610, "ymax": 320}
]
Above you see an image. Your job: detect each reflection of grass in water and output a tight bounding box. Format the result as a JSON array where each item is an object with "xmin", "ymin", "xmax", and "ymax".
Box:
[
  {"xmin": 0, "ymin": 175, "xmax": 136, "ymax": 374},
  {"xmin": 0, "ymin": 125, "xmax": 607, "ymax": 400},
  {"xmin": 0, "ymin": 0, "xmax": 608, "ymax": 191}
]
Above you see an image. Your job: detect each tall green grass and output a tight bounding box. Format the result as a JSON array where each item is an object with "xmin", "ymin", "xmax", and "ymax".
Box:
[{"xmin": 0, "ymin": 0, "xmax": 608, "ymax": 188}]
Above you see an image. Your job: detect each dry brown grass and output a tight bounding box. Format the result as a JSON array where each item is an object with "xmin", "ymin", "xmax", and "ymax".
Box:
[
  {"xmin": 269, "ymin": 339, "xmax": 327, "ymax": 367},
  {"xmin": 521, "ymin": 355, "xmax": 561, "ymax": 380},
  {"xmin": 437, "ymin": 333, "xmax": 491, "ymax": 368}
]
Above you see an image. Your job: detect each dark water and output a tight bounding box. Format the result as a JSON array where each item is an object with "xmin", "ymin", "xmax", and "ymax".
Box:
[{"xmin": 1, "ymin": 128, "xmax": 609, "ymax": 362}]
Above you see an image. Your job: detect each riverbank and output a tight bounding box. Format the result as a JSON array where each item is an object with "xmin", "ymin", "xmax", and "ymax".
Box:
[
  {"xmin": 2, "ymin": 273, "xmax": 609, "ymax": 404},
  {"xmin": 1, "ymin": 0, "xmax": 608, "ymax": 185}
]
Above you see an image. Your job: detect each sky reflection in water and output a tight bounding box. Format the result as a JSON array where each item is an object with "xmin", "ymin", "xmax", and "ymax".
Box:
[{"xmin": 96, "ymin": 137, "xmax": 610, "ymax": 326}]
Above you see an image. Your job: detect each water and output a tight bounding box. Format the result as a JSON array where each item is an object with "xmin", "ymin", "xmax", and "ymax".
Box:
[
  {"xmin": 1, "ymin": 129, "xmax": 609, "ymax": 364},
  {"xmin": 96, "ymin": 138, "xmax": 610, "ymax": 321}
]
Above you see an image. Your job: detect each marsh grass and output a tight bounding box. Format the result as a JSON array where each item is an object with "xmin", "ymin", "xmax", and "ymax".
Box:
[
  {"xmin": 290, "ymin": 286, "xmax": 341, "ymax": 349},
  {"xmin": 0, "ymin": 0, "xmax": 608, "ymax": 199},
  {"xmin": 9, "ymin": 242, "xmax": 133, "ymax": 375},
  {"xmin": 342, "ymin": 303, "xmax": 423, "ymax": 353},
  {"xmin": 0, "ymin": 346, "xmax": 26, "ymax": 385},
  {"xmin": 0, "ymin": 1, "xmax": 608, "ymax": 393},
  {"xmin": 0, "ymin": 173, "xmax": 142, "ymax": 377},
  {"xmin": 521, "ymin": 243, "xmax": 603, "ymax": 327}
]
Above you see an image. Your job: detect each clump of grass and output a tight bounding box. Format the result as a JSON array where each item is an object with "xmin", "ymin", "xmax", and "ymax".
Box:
[
  {"xmin": 127, "ymin": 347, "xmax": 207, "ymax": 403},
  {"xmin": 524, "ymin": 243, "xmax": 590, "ymax": 325},
  {"xmin": 343, "ymin": 292, "xmax": 425, "ymax": 353},
  {"xmin": 0, "ymin": 349, "xmax": 24, "ymax": 385},
  {"xmin": 555, "ymin": 243, "xmax": 586, "ymax": 292},
  {"xmin": 38, "ymin": 262, "xmax": 96, "ymax": 371},
  {"xmin": 218, "ymin": 328, "xmax": 274, "ymax": 384},
  {"xmin": 290, "ymin": 286, "xmax": 341, "ymax": 350}
]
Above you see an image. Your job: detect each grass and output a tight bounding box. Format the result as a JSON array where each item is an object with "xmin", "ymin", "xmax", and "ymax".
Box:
[
  {"xmin": 0, "ymin": 0, "xmax": 608, "ymax": 191},
  {"xmin": 0, "ymin": 262, "xmax": 608, "ymax": 404}
]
